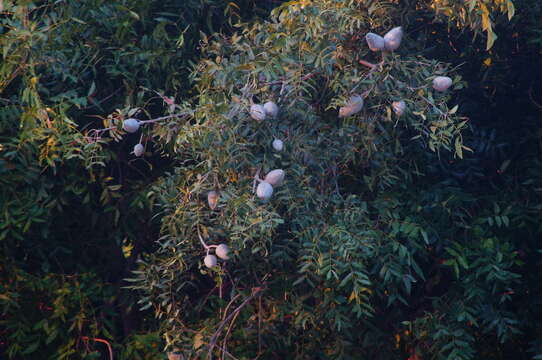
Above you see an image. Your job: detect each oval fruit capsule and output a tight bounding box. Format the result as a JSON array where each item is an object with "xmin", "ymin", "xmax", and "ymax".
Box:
[
  {"xmin": 392, "ymin": 100, "xmax": 406, "ymax": 116},
  {"xmin": 272, "ymin": 139, "xmax": 284, "ymax": 151},
  {"xmin": 264, "ymin": 169, "xmax": 285, "ymax": 187},
  {"xmin": 256, "ymin": 181, "xmax": 273, "ymax": 200},
  {"xmin": 339, "ymin": 95, "xmax": 364, "ymax": 118},
  {"xmin": 133, "ymin": 143, "xmax": 144, "ymax": 157},
  {"xmin": 207, "ymin": 191, "xmax": 219, "ymax": 210},
  {"xmin": 123, "ymin": 118, "xmax": 140, "ymax": 133},
  {"xmin": 263, "ymin": 101, "xmax": 279, "ymax": 118},
  {"xmin": 384, "ymin": 26, "xmax": 403, "ymax": 51},
  {"xmin": 250, "ymin": 104, "xmax": 266, "ymax": 121},
  {"xmin": 204, "ymin": 254, "xmax": 218, "ymax": 268},
  {"xmin": 365, "ymin": 33, "xmax": 385, "ymax": 52},
  {"xmin": 216, "ymin": 244, "xmax": 230, "ymax": 260},
  {"xmin": 432, "ymin": 76, "xmax": 453, "ymax": 92}
]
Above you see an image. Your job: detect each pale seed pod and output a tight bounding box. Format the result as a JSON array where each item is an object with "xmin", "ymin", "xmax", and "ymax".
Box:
[
  {"xmin": 272, "ymin": 139, "xmax": 284, "ymax": 152},
  {"xmin": 264, "ymin": 169, "xmax": 285, "ymax": 187},
  {"xmin": 215, "ymin": 244, "xmax": 230, "ymax": 260},
  {"xmin": 384, "ymin": 26, "xmax": 403, "ymax": 51},
  {"xmin": 392, "ymin": 100, "xmax": 406, "ymax": 117},
  {"xmin": 432, "ymin": 76, "xmax": 453, "ymax": 92},
  {"xmin": 207, "ymin": 191, "xmax": 219, "ymax": 210},
  {"xmin": 256, "ymin": 181, "xmax": 273, "ymax": 200},
  {"xmin": 133, "ymin": 143, "xmax": 144, "ymax": 157},
  {"xmin": 263, "ymin": 101, "xmax": 279, "ymax": 118},
  {"xmin": 204, "ymin": 254, "xmax": 217, "ymax": 268},
  {"xmin": 123, "ymin": 118, "xmax": 140, "ymax": 133},
  {"xmin": 250, "ymin": 104, "xmax": 266, "ymax": 121},
  {"xmin": 339, "ymin": 95, "xmax": 364, "ymax": 118},
  {"xmin": 365, "ymin": 33, "xmax": 385, "ymax": 52}
]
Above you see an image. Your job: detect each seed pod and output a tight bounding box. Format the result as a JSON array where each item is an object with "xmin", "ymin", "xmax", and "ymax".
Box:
[
  {"xmin": 264, "ymin": 169, "xmax": 285, "ymax": 187},
  {"xmin": 339, "ymin": 95, "xmax": 364, "ymax": 118},
  {"xmin": 207, "ymin": 191, "xmax": 219, "ymax": 210},
  {"xmin": 392, "ymin": 100, "xmax": 406, "ymax": 117},
  {"xmin": 204, "ymin": 254, "xmax": 217, "ymax": 268},
  {"xmin": 133, "ymin": 143, "xmax": 144, "ymax": 157},
  {"xmin": 263, "ymin": 101, "xmax": 279, "ymax": 118},
  {"xmin": 256, "ymin": 181, "xmax": 273, "ymax": 200},
  {"xmin": 250, "ymin": 104, "xmax": 266, "ymax": 121},
  {"xmin": 384, "ymin": 26, "xmax": 403, "ymax": 51},
  {"xmin": 272, "ymin": 139, "xmax": 284, "ymax": 152},
  {"xmin": 365, "ymin": 33, "xmax": 385, "ymax": 52},
  {"xmin": 432, "ymin": 76, "xmax": 453, "ymax": 92},
  {"xmin": 123, "ymin": 118, "xmax": 140, "ymax": 133},
  {"xmin": 216, "ymin": 244, "xmax": 230, "ymax": 260}
]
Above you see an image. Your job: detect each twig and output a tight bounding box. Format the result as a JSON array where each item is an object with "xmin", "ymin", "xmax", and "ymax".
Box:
[
  {"xmin": 80, "ymin": 337, "xmax": 113, "ymax": 360},
  {"xmin": 263, "ymin": 72, "xmax": 316, "ymax": 86},
  {"xmin": 207, "ymin": 287, "xmax": 266, "ymax": 360},
  {"xmin": 221, "ymin": 349, "xmax": 240, "ymax": 360},
  {"xmin": 197, "ymin": 225, "xmax": 218, "ymax": 253},
  {"xmin": 221, "ymin": 309, "xmax": 241, "ymax": 360},
  {"xmin": 420, "ymin": 96, "xmax": 446, "ymax": 116},
  {"xmin": 88, "ymin": 112, "xmax": 191, "ymax": 138},
  {"xmin": 351, "ymin": 60, "xmax": 383, "ymax": 95},
  {"xmin": 196, "ymin": 285, "xmax": 219, "ymax": 313},
  {"xmin": 252, "ymin": 168, "xmax": 262, "ymax": 194},
  {"xmin": 222, "ymin": 294, "xmax": 242, "ymax": 321},
  {"xmin": 81, "ymin": 87, "xmax": 123, "ymax": 110},
  {"xmin": 359, "ymin": 59, "xmax": 377, "ymax": 69}
]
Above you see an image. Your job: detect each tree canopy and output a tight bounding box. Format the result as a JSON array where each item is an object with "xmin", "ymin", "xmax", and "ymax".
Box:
[{"xmin": 1, "ymin": 0, "xmax": 541, "ymax": 359}]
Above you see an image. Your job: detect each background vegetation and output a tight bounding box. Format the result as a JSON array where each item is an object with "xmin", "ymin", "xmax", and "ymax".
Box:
[{"xmin": 0, "ymin": 0, "xmax": 541, "ymax": 359}]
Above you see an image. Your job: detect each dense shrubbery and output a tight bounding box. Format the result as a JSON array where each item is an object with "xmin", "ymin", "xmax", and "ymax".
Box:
[
  {"xmin": 0, "ymin": 0, "xmax": 278, "ymax": 358},
  {"xmin": 1, "ymin": 0, "xmax": 541, "ymax": 359}
]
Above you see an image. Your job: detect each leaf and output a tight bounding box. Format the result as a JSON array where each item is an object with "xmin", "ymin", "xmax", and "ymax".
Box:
[
  {"xmin": 481, "ymin": 4, "xmax": 491, "ymax": 31},
  {"xmin": 486, "ymin": 28, "xmax": 498, "ymax": 50},
  {"xmin": 87, "ymin": 81, "xmax": 96, "ymax": 97},
  {"xmin": 507, "ymin": 1, "xmax": 515, "ymax": 21},
  {"xmin": 22, "ymin": 342, "xmax": 40, "ymax": 355},
  {"xmin": 455, "ymin": 137, "xmax": 463, "ymax": 159},
  {"xmin": 194, "ymin": 332, "xmax": 204, "ymax": 349},
  {"xmin": 449, "ymin": 105, "xmax": 459, "ymax": 114},
  {"xmin": 421, "ymin": 230, "xmax": 429, "ymax": 245},
  {"xmin": 402, "ymin": 276, "xmax": 412, "ymax": 295}
]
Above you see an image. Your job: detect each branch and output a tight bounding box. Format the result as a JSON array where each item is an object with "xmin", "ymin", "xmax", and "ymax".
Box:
[
  {"xmin": 80, "ymin": 337, "xmax": 113, "ymax": 360},
  {"xmin": 252, "ymin": 167, "xmax": 262, "ymax": 194},
  {"xmin": 87, "ymin": 112, "xmax": 191, "ymax": 139},
  {"xmin": 263, "ymin": 72, "xmax": 316, "ymax": 86},
  {"xmin": 359, "ymin": 59, "xmax": 377, "ymax": 69},
  {"xmin": 207, "ymin": 287, "xmax": 266, "ymax": 360},
  {"xmin": 197, "ymin": 225, "xmax": 218, "ymax": 252}
]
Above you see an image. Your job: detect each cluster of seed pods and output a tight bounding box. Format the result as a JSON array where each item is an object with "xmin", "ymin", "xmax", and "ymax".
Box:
[
  {"xmin": 201, "ymin": 26, "xmax": 455, "ymax": 269},
  {"xmin": 362, "ymin": 26, "xmax": 454, "ymax": 119},
  {"xmin": 122, "ymin": 118, "xmax": 146, "ymax": 157},
  {"xmin": 248, "ymin": 100, "xmax": 287, "ymax": 201},
  {"xmin": 200, "ymin": 191, "xmax": 231, "ymax": 269},
  {"xmin": 200, "ymin": 100, "xmax": 288, "ymax": 268}
]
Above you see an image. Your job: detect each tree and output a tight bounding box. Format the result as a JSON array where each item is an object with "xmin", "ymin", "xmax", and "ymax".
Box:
[
  {"xmin": 1, "ymin": 0, "xmax": 279, "ymax": 358},
  {"xmin": 3, "ymin": 0, "xmax": 542, "ymax": 359},
  {"xmin": 124, "ymin": 1, "xmax": 491, "ymax": 359}
]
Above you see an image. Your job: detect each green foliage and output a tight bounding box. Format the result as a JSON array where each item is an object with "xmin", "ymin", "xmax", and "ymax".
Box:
[
  {"xmin": 124, "ymin": 1, "xmax": 517, "ymax": 358},
  {"xmin": 2, "ymin": 0, "xmax": 541, "ymax": 359},
  {"xmin": 423, "ymin": 0, "xmax": 516, "ymax": 50},
  {"xmin": 1, "ymin": 0, "xmax": 281, "ymax": 358}
]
